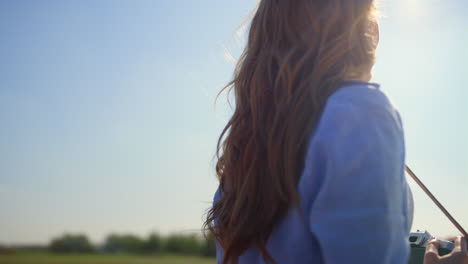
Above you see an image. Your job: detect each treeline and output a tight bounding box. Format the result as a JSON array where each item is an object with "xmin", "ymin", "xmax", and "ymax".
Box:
[{"xmin": 48, "ymin": 232, "xmax": 216, "ymax": 257}]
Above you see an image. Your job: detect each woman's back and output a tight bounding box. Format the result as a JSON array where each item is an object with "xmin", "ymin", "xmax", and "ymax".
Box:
[{"xmin": 213, "ymin": 82, "xmax": 412, "ymax": 264}]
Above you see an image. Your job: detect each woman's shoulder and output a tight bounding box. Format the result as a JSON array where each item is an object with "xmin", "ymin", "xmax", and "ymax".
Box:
[
  {"xmin": 305, "ymin": 81, "xmax": 405, "ymax": 153},
  {"xmin": 327, "ymin": 81, "xmax": 399, "ymax": 117},
  {"xmin": 316, "ymin": 81, "xmax": 403, "ymax": 134}
]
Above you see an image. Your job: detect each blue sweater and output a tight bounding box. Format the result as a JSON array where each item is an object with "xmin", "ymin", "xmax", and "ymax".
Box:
[{"xmin": 213, "ymin": 82, "xmax": 412, "ymax": 264}]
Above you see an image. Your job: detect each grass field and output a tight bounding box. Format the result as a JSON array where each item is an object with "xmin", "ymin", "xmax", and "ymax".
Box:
[{"xmin": 0, "ymin": 252, "xmax": 216, "ymax": 264}]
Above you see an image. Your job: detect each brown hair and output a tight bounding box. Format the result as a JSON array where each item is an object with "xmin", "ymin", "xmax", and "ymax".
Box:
[{"xmin": 204, "ymin": 1, "xmax": 379, "ymax": 263}]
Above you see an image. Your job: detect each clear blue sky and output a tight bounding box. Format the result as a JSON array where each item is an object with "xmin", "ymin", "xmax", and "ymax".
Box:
[{"xmin": 0, "ymin": 0, "xmax": 466, "ymax": 245}]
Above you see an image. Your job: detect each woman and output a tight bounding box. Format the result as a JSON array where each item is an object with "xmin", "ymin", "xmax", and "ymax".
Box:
[{"xmin": 204, "ymin": 1, "xmax": 467, "ymax": 263}]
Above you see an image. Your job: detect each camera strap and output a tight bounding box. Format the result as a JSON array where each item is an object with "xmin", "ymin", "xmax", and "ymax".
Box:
[{"xmin": 405, "ymin": 165, "xmax": 468, "ymax": 237}]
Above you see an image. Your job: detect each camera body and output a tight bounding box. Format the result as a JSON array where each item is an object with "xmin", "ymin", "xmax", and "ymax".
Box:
[{"xmin": 408, "ymin": 230, "xmax": 454, "ymax": 264}]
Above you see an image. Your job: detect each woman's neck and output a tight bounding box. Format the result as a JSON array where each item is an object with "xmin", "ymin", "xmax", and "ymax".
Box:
[{"xmin": 344, "ymin": 72, "xmax": 372, "ymax": 83}]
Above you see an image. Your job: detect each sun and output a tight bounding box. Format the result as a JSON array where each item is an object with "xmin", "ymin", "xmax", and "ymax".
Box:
[{"xmin": 399, "ymin": 0, "xmax": 429, "ymax": 21}]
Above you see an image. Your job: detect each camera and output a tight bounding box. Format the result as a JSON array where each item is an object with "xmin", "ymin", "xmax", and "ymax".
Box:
[{"xmin": 408, "ymin": 230, "xmax": 454, "ymax": 264}]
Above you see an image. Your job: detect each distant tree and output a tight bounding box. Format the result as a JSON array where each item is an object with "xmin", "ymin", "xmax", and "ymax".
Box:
[
  {"xmin": 49, "ymin": 234, "xmax": 94, "ymax": 253},
  {"xmin": 165, "ymin": 234, "xmax": 202, "ymax": 255},
  {"xmin": 103, "ymin": 234, "xmax": 122, "ymax": 253},
  {"xmin": 201, "ymin": 233, "xmax": 216, "ymax": 257},
  {"xmin": 14, "ymin": 245, "xmax": 46, "ymax": 252},
  {"xmin": 0, "ymin": 245, "xmax": 16, "ymax": 255},
  {"xmin": 96, "ymin": 231, "xmax": 217, "ymax": 256},
  {"xmin": 141, "ymin": 232, "xmax": 161, "ymax": 254},
  {"xmin": 103, "ymin": 234, "xmax": 144, "ymax": 254}
]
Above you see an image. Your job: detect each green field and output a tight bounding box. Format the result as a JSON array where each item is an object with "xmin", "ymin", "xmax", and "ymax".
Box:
[{"xmin": 0, "ymin": 252, "xmax": 216, "ymax": 264}]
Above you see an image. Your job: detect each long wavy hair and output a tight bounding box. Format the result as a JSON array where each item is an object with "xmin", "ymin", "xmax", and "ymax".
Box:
[{"xmin": 204, "ymin": 1, "xmax": 379, "ymax": 263}]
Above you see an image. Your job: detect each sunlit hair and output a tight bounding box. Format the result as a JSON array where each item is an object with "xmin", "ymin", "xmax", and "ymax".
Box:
[{"xmin": 204, "ymin": 1, "xmax": 379, "ymax": 263}]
